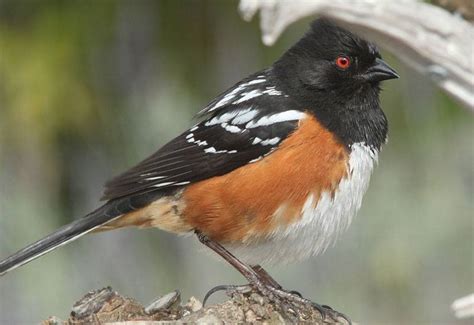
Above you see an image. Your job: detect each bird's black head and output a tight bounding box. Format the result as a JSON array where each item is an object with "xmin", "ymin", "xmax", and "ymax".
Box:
[
  {"xmin": 274, "ymin": 18, "xmax": 398, "ymax": 97},
  {"xmin": 273, "ymin": 18, "xmax": 398, "ymax": 149}
]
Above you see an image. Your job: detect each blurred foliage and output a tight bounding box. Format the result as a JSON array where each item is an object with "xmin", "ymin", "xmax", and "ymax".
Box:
[{"xmin": 0, "ymin": 0, "xmax": 472, "ymax": 324}]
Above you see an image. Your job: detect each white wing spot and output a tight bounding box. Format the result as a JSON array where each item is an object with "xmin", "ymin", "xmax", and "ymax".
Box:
[
  {"xmin": 174, "ymin": 181, "xmax": 191, "ymax": 186},
  {"xmin": 249, "ymin": 156, "xmax": 263, "ymax": 163},
  {"xmin": 144, "ymin": 175, "xmax": 166, "ymax": 181},
  {"xmin": 231, "ymin": 108, "xmax": 259, "ymax": 124},
  {"xmin": 221, "ymin": 123, "xmax": 242, "ymax": 133},
  {"xmin": 204, "ymin": 147, "xmax": 217, "ymax": 154},
  {"xmin": 246, "ymin": 111, "xmax": 306, "ymax": 128},
  {"xmin": 208, "ymin": 88, "xmax": 242, "ymax": 112},
  {"xmin": 204, "ymin": 147, "xmax": 237, "ymax": 154},
  {"xmin": 204, "ymin": 77, "xmax": 266, "ymax": 112},
  {"xmin": 205, "ymin": 111, "xmax": 241, "ymax": 126},
  {"xmin": 153, "ymin": 182, "xmax": 176, "ymax": 188},
  {"xmin": 245, "ymin": 79, "xmax": 266, "ymax": 85},
  {"xmin": 260, "ymin": 137, "xmax": 280, "ymax": 146},
  {"xmin": 262, "ymin": 87, "xmax": 282, "ymax": 96},
  {"xmin": 194, "ymin": 139, "xmax": 208, "ymax": 146},
  {"xmin": 205, "ymin": 107, "xmax": 258, "ymax": 127},
  {"xmin": 252, "ymin": 137, "xmax": 280, "ymax": 146},
  {"xmin": 233, "ymin": 90, "xmax": 262, "ymax": 104},
  {"xmin": 252, "ymin": 137, "xmax": 262, "ymax": 145},
  {"xmin": 186, "ymin": 133, "xmax": 208, "ymax": 146}
]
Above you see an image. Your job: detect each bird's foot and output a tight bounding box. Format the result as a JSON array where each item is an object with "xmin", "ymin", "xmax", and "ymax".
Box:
[
  {"xmin": 250, "ymin": 281, "xmax": 351, "ymax": 324},
  {"xmin": 203, "ymin": 281, "xmax": 351, "ymax": 324}
]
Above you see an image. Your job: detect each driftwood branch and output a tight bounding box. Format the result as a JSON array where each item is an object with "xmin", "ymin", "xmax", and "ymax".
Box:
[
  {"xmin": 238, "ymin": 0, "xmax": 474, "ymax": 111},
  {"xmin": 452, "ymin": 294, "xmax": 474, "ymax": 319},
  {"xmin": 41, "ymin": 287, "xmax": 351, "ymax": 324}
]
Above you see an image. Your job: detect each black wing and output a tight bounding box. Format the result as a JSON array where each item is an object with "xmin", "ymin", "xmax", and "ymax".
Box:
[{"xmin": 102, "ymin": 70, "xmax": 306, "ymax": 201}]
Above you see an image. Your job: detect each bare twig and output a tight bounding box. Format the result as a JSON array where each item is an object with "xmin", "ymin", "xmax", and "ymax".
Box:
[{"xmin": 239, "ymin": 0, "xmax": 474, "ymax": 110}]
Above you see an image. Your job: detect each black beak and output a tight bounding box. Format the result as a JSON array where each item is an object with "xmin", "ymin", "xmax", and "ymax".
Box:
[{"xmin": 364, "ymin": 58, "xmax": 399, "ymax": 82}]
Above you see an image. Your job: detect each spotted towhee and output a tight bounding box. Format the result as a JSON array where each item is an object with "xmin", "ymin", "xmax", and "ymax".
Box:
[{"xmin": 0, "ymin": 18, "xmax": 398, "ymax": 311}]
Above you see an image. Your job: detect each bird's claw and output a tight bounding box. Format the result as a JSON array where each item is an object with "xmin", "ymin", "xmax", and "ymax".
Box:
[
  {"xmin": 252, "ymin": 283, "xmax": 351, "ymax": 324},
  {"xmin": 202, "ymin": 284, "xmax": 252, "ymax": 306},
  {"xmin": 310, "ymin": 302, "xmax": 352, "ymax": 325},
  {"xmin": 203, "ymin": 281, "xmax": 351, "ymax": 324},
  {"xmin": 288, "ymin": 289, "xmax": 303, "ymax": 298}
]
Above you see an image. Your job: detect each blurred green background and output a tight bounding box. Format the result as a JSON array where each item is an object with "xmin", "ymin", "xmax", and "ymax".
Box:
[{"xmin": 0, "ymin": 1, "xmax": 472, "ymax": 324}]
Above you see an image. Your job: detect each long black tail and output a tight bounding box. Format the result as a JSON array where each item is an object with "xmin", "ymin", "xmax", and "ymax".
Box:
[{"xmin": 0, "ymin": 203, "xmax": 122, "ymax": 276}]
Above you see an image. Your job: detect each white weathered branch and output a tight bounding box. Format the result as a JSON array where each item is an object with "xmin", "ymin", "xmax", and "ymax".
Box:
[
  {"xmin": 239, "ymin": 0, "xmax": 474, "ymax": 111},
  {"xmin": 452, "ymin": 294, "xmax": 474, "ymax": 319}
]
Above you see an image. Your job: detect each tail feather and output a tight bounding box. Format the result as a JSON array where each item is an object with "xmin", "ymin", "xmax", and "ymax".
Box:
[{"xmin": 0, "ymin": 204, "xmax": 121, "ymax": 276}]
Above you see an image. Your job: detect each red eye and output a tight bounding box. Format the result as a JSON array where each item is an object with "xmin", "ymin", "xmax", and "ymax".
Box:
[{"xmin": 336, "ymin": 56, "xmax": 351, "ymax": 69}]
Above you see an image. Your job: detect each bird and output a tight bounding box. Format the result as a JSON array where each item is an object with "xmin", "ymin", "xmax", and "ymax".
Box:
[{"xmin": 0, "ymin": 18, "xmax": 398, "ymax": 316}]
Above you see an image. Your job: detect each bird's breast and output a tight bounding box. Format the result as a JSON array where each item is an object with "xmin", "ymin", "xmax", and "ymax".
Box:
[{"xmin": 227, "ymin": 142, "xmax": 378, "ymax": 265}]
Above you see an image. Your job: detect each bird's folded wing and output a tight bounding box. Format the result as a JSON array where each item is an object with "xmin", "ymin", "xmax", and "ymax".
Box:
[{"xmin": 102, "ymin": 72, "xmax": 306, "ymax": 201}]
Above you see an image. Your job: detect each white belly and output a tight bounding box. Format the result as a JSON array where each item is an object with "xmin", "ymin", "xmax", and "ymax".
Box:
[{"xmin": 228, "ymin": 143, "xmax": 378, "ymax": 265}]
